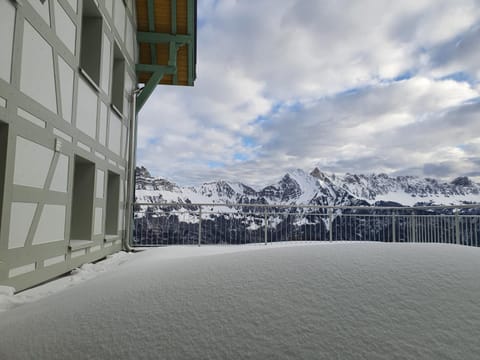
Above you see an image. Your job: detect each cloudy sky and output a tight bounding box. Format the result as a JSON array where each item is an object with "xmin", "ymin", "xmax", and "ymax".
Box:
[{"xmin": 137, "ymin": 0, "xmax": 480, "ymax": 186}]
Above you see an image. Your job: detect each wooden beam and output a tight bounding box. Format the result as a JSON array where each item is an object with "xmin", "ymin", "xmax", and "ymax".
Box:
[
  {"xmin": 135, "ymin": 64, "xmax": 176, "ymax": 73},
  {"xmin": 187, "ymin": 0, "xmax": 196, "ymax": 85},
  {"xmin": 147, "ymin": 0, "xmax": 157, "ymax": 65},
  {"xmin": 137, "ymin": 32, "xmax": 192, "ymax": 44},
  {"xmin": 171, "ymin": 0, "xmax": 177, "ymax": 34},
  {"xmin": 136, "ymin": 71, "xmax": 165, "ymax": 113}
]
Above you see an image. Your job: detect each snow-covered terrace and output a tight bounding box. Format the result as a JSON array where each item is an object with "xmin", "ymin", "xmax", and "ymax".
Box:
[{"xmin": 1, "ymin": 243, "xmax": 479, "ymax": 359}]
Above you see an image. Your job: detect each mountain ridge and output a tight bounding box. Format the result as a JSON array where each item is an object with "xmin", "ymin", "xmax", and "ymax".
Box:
[{"xmin": 135, "ymin": 166, "xmax": 480, "ymax": 207}]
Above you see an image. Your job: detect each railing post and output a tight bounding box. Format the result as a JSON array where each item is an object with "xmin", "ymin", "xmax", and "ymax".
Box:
[
  {"xmin": 264, "ymin": 208, "xmax": 268, "ymax": 245},
  {"xmin": 411, "ymin": 211, "xmax": 416, "ymax": 243},
  {"xmin": 455, "ymin": 210, "xmax": 460, "ymax": 245},
  {"xmin": 328, "ymin": 209, "xmax": 333, "ymax": 242},
  {"xmin": 198, "ymin": 206, "xmax": 202, "ymax": 246},
  {"xmin": 392, "ymin": 211, "xmax": 396, "ymax": 243}
]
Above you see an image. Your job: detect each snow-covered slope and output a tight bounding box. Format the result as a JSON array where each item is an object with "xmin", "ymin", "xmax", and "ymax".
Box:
[
  {"xmin": 1, "ymin": 244, "xmax": 480, "ymax": 359},
  {"xmin": 330, "ymin": 172, "xmax": 480, "ymax": 206},
  {"xmin": 135, "ymin": 166, "xmax": 480, "ymax": 207}
]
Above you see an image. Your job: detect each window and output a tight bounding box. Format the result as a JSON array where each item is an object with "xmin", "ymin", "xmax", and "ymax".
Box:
[
  {"xmin": 111, "ymin": 42, "xmax": 125, "ymax": 113},
  {"xmin": 80, "ymin": 0, "xmax": 102, "ymax": 86},
  {"xmin": 105, "ymin": 171, "xmax": 120, "ymax": 235},
  {"xmin": 0, "ymin": 121, "xmax": 8, "ymax": 230},
  {"xmin": 70, "ymin": 156, "xmax": 95, "ymax": 240}
]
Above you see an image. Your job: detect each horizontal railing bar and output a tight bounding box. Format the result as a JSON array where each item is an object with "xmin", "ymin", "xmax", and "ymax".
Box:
[{"xmin": 134, "ymin": 202, "xmax": 480, "ymax": 211}]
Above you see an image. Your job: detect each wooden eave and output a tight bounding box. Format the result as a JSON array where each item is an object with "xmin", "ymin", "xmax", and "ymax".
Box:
[
  {"xmin": 134, "ymin": 0, "xmax": 197, "ymax": 112},
  {"xmin": 135, "ymin": 0, "xmax": 197, "ymax": 87}
]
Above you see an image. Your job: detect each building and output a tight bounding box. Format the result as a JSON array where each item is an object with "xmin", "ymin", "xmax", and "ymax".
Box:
[{"xmin": 0, "ymin": 0, "xmax": 197, "ymax": 292}]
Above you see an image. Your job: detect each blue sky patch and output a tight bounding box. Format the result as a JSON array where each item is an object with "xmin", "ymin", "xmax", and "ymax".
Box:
[
  {"xmin": 393, "ymin": 70, "xmax": 415, "ymax": 82},
  {"xmin": 336, "ymin": 86, "xmax": 363, "ymax": 97},
  {"xmin": 208, "ymin": 161, "xmax": 225, "ymax": 169},
  {"xmin": 241, "ymin": 136, "xmax": 256, "ymax": 148},
  {"xmin": 234, "ymin": 153, "xmax": 249, "ymax": 161},
  {"xmin": 440, "ymin": 71, "xmax": 475, "ymax": 84}
]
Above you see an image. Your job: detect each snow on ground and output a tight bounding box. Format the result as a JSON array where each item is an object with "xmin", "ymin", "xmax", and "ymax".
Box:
[
  {"xmin": 0, "ymin": 245, "xmax": 273, "ymax": 313},
  {"xmin": 1, "ymin": 243, "xmax": 480, "ymax": 359},
  {"xmin": 0, "ymin": 251, "xmax": 133, "ymax": 313}
]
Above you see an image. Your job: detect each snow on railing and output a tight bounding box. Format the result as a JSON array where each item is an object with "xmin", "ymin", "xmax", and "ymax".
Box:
[{"xmin": 132, "ymin": 203, "xmax": 480, "ymax": 247}]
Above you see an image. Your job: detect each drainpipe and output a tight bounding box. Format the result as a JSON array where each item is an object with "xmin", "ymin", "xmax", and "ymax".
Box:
[{"xmin": 123, "ymin": 87, "xmax": 142, "ymax": 252}]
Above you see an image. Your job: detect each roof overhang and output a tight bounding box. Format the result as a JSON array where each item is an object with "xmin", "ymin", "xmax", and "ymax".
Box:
[{"xmin": 135, "ymin": 0, "xmax": 197, "ymax": 112}]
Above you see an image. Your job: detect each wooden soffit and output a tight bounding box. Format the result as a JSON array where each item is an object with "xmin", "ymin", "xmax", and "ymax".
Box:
[{"xmin": 135, "ymin": 0, "xmax": 197, "ymax": 87}]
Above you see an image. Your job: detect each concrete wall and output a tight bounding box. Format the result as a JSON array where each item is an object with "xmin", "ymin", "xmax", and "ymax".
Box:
[{"xmin": 0, "ymin": 0, "xmax": 137, "ymax": 292}]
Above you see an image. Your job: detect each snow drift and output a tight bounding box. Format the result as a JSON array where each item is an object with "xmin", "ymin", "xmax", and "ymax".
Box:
[{"xmin": 0, "ymin": 243, "xmax": 479, "ymax": 359}]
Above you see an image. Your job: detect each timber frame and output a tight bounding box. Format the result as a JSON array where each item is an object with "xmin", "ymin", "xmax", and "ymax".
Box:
[
  {"xmin": 135, "ymin": 0, "xmax": 197, "ymax": 112},
  {"xmin": 0, "ymin": 0, "xmax": 197, "ymax": 292}
]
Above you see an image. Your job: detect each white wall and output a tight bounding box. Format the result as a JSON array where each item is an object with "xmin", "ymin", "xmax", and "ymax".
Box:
[
  {"xmin": 50, "ymin": 154, "xmax": 70, "ymax": 193},
  {"xmin": 44, "ymin": 255, "xmax": 66, "ymax": 267},
  {"xmin": 96, "ymin": 169, "xmax": 105, "ymax": 198},
  {"xmin": 100, "ymin": 34, "xmax": 111, "ymax": 95},
  {"xmin": 108, "ymin": 112, "xmax": 122, "ymax": 155},
  {"xmin": 118, "ymin": 209, "xmax": 124, "ymax": 230},
  {"xmin": 0, "ymin": 1, "xmax": 15, "ymax": 83},
  {"xmin": 57, "ymin": 56, "xmax": 74, "ymax": 123},
  {"xmin": 9, "ymin": 263, "xmax": 36, "ymax": 278},
  {"xmin": 76, "ymin": 78, "xmax": 98, "ymax": 139},
  {"xmin": 20, "ymin": 21, "xmax": 58, "ymax": 114},
  {"xmin": 8, "ymin": 203, "xmax": 37, "ymax": 249},
  {"xmin": 104, "ymin": 0, "xmax": 113, "ymax": 18},
  {"xmin": 122, "ymin": 124, "xmax": 128, "ymax": 159},
  {"xmin": 33, "ymin": 205, "xmax": 66, "ymax": 245},
  {"xmin": 94, "ymin": 208, "xmax": 103, "ymax": 235},
  {"xmin": 113, "ymin": 1, "xmax": 126, "ymax": 42},
  {"xmin": 98, "ymin": 102, "xmax": 108, "ymax": 146},
  {"xmin": 54, "ymin": 0, "xmax": 76, "ymax": 54},
  {"xmin": 13, "ymin": 137, "xmax": 54, "ymax": 189}
]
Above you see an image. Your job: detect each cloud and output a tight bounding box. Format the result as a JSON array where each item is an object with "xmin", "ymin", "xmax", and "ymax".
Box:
[
  {"xmin": 251, "ymin": 78, "xmax": 478, "ymax": 178},
  {"xmin": 137, "ymin": 0, "xmax": 480, "ymax": 186},
  {"xmin": 426, "ymin": 25, "xmax": 480, "ymax": 81}
]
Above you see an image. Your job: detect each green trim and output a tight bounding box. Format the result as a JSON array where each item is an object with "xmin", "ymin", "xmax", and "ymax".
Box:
[
  {"xmin": 168, "ymin": 41, "xmax": 176, "ymax": 67},
  {"xmin": 135, "ymin": 64, "xmax": 177, "ymax": 112},
  {"xmin": 135, "ymin": 64, "xmax": 176, "ymax": 73},
  {"xmin": 171, "ymin": 0, "xmax": 177, "ymax": 83},
  {"xmin": 136, "ymin": 71, "xmax": 166, "ymax": 113},
  {"xmin": 171, "ymin": 0, "xmax": 177, "ymax": 34},
  {"xmin": 173, "ymin": 70, "xmax": 178, "ymax": 86},
  {"xmin": 147, "ymin": 0, "xmax": 157, "ymax": 66},
  {"xmin": 137, "ymin": 32, "xmax": 192, "ymax": 44},
  {"xmin": 187, "ymin": 0, "xmax": 195, "ymax": 85},
  {"xmin": 147, "ymin": 0, "xmax": 155, "ymax": 31}
]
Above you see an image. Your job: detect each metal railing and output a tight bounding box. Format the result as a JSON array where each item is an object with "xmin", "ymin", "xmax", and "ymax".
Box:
[{"xmin": 132, "ymin": 203, "xmax": 480, "ymax": 247}]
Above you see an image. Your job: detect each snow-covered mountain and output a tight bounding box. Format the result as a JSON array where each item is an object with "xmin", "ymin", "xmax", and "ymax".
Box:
[{"xmin": 135, "ymin": 166, "xmax": 480, "ymax": 207}]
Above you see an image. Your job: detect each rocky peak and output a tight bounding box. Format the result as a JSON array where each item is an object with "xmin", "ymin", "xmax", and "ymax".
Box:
[
  {"xmin": 278, "ymin": 173, "xmax": 302, "ymax": 201},
  {"xmin": 310, "ymin": 167, "xmax": 327, "ymax": 181},
  {"xmin": 136, "ymin": 166, "xmax": 151, "ymax": 178},
  {"xmin": 344, "ymin": 173, "xmax": 360, "ymax": 184},
  {"xmin": 135, "ymin": 166, "xmax": 178, "ymax": 191},
  {"xmin": 152, "ymin": 178, "xmax": 178, "ymax": 191},
  {"xmin": 451, "ymin": 176, "xmax": 473, "ymax": 187}
]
